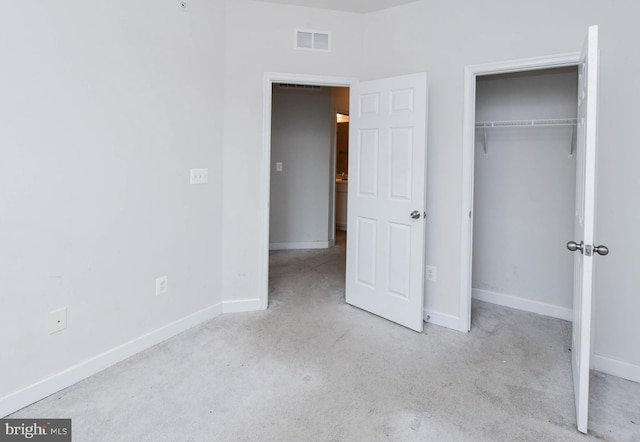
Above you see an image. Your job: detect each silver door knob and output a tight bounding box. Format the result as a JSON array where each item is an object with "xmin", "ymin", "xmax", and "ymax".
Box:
[
  {"xmin": 410, "ymin": 210, "xmax": 420, "ymax": 219},
  {"xmin": 567, "ymin": 241, "xmax": 583, "ymax": 253},
  {"xmin": 594, "ymin": 245, "xmax": 609, "ymax": 256}
]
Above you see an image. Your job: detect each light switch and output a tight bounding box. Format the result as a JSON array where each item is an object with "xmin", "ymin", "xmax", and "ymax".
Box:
[
  {"xmin": 190, "ymin": 168, "xmax": 208, "ymax": 184},
  {"xmin": 275, "ymin": 162, "xmax": 283, "ymax": 172}
]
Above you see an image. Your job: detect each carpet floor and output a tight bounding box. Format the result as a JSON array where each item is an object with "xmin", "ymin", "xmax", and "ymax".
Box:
[{"xmin": 10, "ymin": 239, "xmax": 640, "ymax": 441}]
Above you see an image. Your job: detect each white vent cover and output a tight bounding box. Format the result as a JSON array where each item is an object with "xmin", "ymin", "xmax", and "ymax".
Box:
[{"xmin": 295, "ymin": 29, "xmax": 331, "ymax": 51}]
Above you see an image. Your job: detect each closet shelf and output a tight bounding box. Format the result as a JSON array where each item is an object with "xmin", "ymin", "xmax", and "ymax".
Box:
[
  {"xmin": 476, "ymin": 118, "xmax": 577, "ymax": 156},
  {"xmin": 476, "ymin": 118, "xmax": 577, "ymax": 128}
]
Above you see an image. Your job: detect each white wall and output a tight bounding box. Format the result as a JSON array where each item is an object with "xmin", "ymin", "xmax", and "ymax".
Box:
[
  {"xmin": 269, "ymin": 87, "xmax": 332, "ymax": 248},
  {"xmin": 360, "ymin": 0, "xmax": 640, "ymax": 376},
  {"xmin": 472, "ymin": 69, "xmax": 577, "ymax": 313},
  {"xmin": 222, "ymin": 0, "xmax": 363, "ymax": 303},
  {"xmin": 0, "ymin": 0, "xmax": 226, "ymax": 413}
]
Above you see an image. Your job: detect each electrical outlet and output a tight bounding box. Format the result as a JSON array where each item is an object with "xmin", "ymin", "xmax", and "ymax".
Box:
[
  {"xmin": 275, "ymin": 162, "xmax": 283, "ymax": 172},
  {"xmin": 190, "ymin": 168, "xmax": 208, "ymax": 184},
  {"xmin": 156, "ymin": 275, "xmax": 168, "ymax": 296},
  {"xmin": 425, "ymin": 265, "xmax": 437, "ymax": 282},
  {"xmin": 49, "ymin": 308, "xmax": 67, "ymax": 334}
]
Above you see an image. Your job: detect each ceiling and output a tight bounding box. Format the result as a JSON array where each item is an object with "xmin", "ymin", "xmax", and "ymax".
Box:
[{"xmin": 251, "ymin": 0, "xmax": 420, "ymax": 13}]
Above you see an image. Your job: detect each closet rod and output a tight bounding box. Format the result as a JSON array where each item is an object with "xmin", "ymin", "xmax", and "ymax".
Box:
[
  {"xmin": 476, "ymin": 118, "xmax": 577, "ymax": 156},
  {"xmin": 476, "ymin": 118, "xmax": 577, "ymax": 128}
]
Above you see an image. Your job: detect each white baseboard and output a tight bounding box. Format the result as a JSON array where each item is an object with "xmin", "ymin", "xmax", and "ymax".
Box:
[
  {"xmin": 472, "ymin": 288, "xmax": 572, "ymax": 321},
  {"xmin": 592, "ymin": 353, "xmax": 640, "ymax": 383},
  {"xmin": 0, "ymin": 303, "xmax": 223, "ymax": 418},
  {"xmin": 269, "ymin": 241, "xmax": 331, "ymax": 251},
  {"xmin": 223, "ymin": 298, "xmax": 264, "ymax": 314},
  {"xmin": 424, "ymin": 308, "xmax": 467, "ymax": 333}
]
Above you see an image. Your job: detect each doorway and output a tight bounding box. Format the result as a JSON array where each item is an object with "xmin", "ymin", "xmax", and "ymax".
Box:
[
  {"xmin": 462, "ymin": 28, "xmax": 602, "ymax": 435},
  {"xmin": 268, "ymin": 83, "xmax": 349, "ymax": 251},
  {"xmin": 262, "ymin": 72, "xmax": 428, "ymax": 332},
  {"xmin": 259, "ymin": 73, "xmax": 356, "ymax": 309},
  {"xmin": 471, "ymin": 66, "xmax": 578, "ymax": 322},
  {"xmin": 459, "ymin": 54, "xmax": 581, "ymax": 331}
]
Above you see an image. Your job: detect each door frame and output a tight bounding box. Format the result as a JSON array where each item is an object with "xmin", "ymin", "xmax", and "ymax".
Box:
[
  {"xmin": 259, "ymin": 73, "xmax": 358, "ymax": 309},
  {"xmin": 459, "ymin": 53, "xmax": 580, "ymax": 331}
]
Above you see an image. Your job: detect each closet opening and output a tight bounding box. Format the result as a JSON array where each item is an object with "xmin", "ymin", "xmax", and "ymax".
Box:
[{"xmin": 470, "ymin": 65, "xmax": 579, "ymax": 325}]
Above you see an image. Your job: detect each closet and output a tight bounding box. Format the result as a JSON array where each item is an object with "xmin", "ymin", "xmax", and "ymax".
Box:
[{"xmin": 472, "ymin": 67, "xmax": 578, "ymax": 320}]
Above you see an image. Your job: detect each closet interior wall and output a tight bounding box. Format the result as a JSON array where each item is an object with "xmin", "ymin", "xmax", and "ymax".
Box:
[{"xmin": 472, "ymin": 67, "xmax": 579, "ymax": 316}]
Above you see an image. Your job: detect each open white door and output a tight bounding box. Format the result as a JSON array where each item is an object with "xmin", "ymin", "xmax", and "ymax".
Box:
[
  {"xmin": 345, "ymin": 73, "xmax": 428, "ymax": 332},
  {"xmin": 568, "ymin": 24, "xmax": 604, "ymax": 434}
]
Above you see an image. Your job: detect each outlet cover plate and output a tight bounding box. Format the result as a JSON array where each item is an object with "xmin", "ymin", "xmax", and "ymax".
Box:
[
  {"xmin": 156, "ymin": 275, "xmax": 168, "ymax": 296},
  {"xmin": 425, "ymin": 265, "xmax": 437, "ymax": 282},
  {"xmin": 49, "ymin": 308, "xmax": 67, "ymax": 334}
]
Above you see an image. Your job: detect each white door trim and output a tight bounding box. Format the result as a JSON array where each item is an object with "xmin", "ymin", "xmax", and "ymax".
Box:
[
  {"xmin": 260, "ymin": 73, "xmax": 358, "ymax": 309},
  {"xmin": 459, "ymin": 53, "xmax": 580, "ymax": 331}
]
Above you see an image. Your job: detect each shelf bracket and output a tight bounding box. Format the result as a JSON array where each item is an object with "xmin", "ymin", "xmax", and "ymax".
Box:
[
  {"xmin": 483, "ymin": 127, "xmax": 488, "ymax": 156},
  {"xmin": 569, "ymin": 124, "xmax": 575, "ymax": 157}
]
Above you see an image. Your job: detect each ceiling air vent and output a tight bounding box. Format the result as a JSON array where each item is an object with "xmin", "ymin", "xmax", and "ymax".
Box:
[{"xmin": 295, "ymin": 29, "xmax": 331, "ymax": 51}]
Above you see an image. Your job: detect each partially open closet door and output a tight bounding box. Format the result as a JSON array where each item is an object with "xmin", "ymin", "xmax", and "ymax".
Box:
[{"xmin": 569, "ymin": 24, "xmax": 602, "ymax": 434}]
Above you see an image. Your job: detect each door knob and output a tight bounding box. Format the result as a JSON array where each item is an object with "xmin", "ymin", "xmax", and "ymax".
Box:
[
  {"xmin": 594, "ymin": 245, "xmax": 609, "ymax": 256},
  {"xmin": 567, "ymin": 241, "xmax": 583, "ymax": 253},
  {"xmin": 410, "ymin": 210, "xmax": 420, "ymax": 219},
  {"xmin": 567, "ymin": 241, "xmax": 609, "ymax": 256}
]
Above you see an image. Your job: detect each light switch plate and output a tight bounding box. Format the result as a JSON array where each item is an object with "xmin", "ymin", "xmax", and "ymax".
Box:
[
  {"xmin": 190, "ymin": 168, "xmax": 208, "ymax": 184},
  {"xmin": 275, "ymin": 162, "xmax": 283, "ymax": 172}
]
